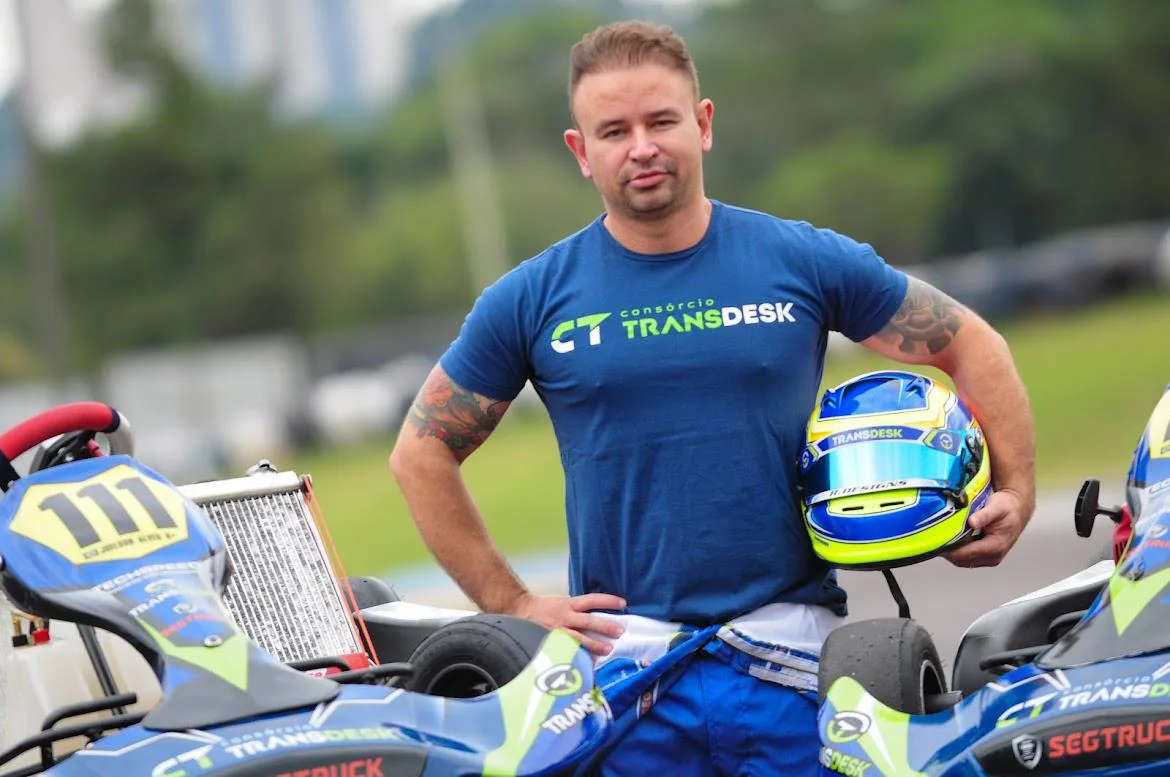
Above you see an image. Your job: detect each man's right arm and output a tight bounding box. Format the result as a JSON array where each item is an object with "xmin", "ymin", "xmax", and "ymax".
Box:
[
  {"xmin": 388, "ymin": 364, "xmax": 626, "ymax": 654},
  {"xmin": 388, "ymin": 363, "xmax": 526, "ymax": 614}
]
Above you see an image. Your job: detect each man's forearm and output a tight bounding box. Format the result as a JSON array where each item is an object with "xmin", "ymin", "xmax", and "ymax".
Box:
[
  {"xmin": 390, "ymin": 446, "xmax": 528, "ymax": 613},
  {"xmin": 949, "ymin": 328, "xmax": 1036, "ymax": 515}
]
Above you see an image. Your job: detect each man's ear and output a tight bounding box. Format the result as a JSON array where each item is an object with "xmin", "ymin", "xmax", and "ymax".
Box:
[
  {"xmin": 698, "ymin": 98, "xmax": 714, "ymax": 153},
  {"xmin": 564, "ymin": 129, "xmax": 592, "ymax": 179}
]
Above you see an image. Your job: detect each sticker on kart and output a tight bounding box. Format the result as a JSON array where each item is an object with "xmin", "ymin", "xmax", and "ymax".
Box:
[
  {"xmin": 821, "ymin": 681, "xmax": 922, "ymax": 777},
  {"xmin": 9, "ymin": 463, "xmax": 189, "ymax": 564},
  {"xmin": 1148, "ymin": 389, "xmax": 1170, "ymax": 459}
]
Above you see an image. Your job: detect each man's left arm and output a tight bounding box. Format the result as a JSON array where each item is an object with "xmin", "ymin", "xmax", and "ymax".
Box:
[{"xmin": 860, "ymin": 276, "xmax": 1036, "ymax": 567}]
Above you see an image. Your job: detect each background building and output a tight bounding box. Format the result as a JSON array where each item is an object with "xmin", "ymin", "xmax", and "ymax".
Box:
[
  {"xmin": 4, "ymin": 0, "xmax": 143, "ymax": 148},
  {"xmin": 157, "ymin": 0, "xmax": 429, "ymax": 118}
]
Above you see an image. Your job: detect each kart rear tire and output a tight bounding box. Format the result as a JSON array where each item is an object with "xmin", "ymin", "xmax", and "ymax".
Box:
[
  {"xmin": 405, "ymin": 614, "xmax": 548, "ymax": 698},
  {"xmin": 344, "ymin": 576, "xmax": 400, "ymax": 610},
  {"xmin": 818, "ymin": 617, "xmax": 947, "ymax": 715}
]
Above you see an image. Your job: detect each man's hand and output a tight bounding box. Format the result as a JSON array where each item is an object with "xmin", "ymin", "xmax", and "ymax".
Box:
[
  {"xmin": 504, "ymin": 592, "xmax": 626, "ymax": 656},
  {"xmin": 943, "ymin": 490, "xmax": 1032, "ymax": 568}
]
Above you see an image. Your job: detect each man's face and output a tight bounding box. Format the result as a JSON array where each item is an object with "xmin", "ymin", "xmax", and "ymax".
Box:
[{"xmin": 565, "ymin": 63, "xmax": 713, "ymax": 221}]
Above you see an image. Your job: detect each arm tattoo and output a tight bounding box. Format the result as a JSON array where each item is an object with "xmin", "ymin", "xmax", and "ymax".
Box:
[
  {"xmin": 406, "ymin": 371, "xmax": 508, "ymax": 461},
  {"xmin": 878, "ymin": 278, "xmax": 964, "ymax": 356}
]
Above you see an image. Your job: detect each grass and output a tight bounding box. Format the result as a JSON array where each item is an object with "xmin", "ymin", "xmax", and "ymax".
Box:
[
  {"xmin": 293, "ymin": 406, "xmax": 566, "ymax": 578},
  {"xmin": 291, "ymin": 292, "xmax": 1170, "ymax": 578}
]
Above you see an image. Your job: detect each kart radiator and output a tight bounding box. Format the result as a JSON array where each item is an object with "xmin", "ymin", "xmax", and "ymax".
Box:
[{"xmin": 177, "ymin": 465, "xmax": 369, "ymax": 668}]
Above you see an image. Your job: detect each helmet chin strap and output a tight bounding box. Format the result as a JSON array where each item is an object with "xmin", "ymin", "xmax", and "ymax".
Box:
[{"xmin": 882, "ymin": 568, "xmax": 912, "ymax": 619}]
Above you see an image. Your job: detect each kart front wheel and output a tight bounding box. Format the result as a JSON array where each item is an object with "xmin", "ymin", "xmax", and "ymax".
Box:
[{"xmin": 818, "ymin": 618, "xmax": 953, "ymax": 715}]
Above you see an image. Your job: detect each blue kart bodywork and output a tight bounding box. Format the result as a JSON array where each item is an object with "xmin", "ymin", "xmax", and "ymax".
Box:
[
  {"xmin": 0, "ymin": 454, "xmax": 610, "ymax": 777},
  {"xmin": 818, "ymin": 383, "xmax": 1170, "ymax": 776}
]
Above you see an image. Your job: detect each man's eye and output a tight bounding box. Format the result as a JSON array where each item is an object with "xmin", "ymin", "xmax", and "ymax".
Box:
[{"xmin": 602, "ymin": 128, "xmax": 624, "ymax": 139}]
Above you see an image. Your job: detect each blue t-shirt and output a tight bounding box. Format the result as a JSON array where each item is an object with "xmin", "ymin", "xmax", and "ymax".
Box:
[{"xmin": 441, "ymin": 201, "xmax": 908, "ymax": 624}]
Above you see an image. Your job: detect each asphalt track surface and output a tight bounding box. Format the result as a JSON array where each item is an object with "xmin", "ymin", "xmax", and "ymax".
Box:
[{"xmin": 399, "ymin": 485, "xmax": 1121, "ymax": 675}]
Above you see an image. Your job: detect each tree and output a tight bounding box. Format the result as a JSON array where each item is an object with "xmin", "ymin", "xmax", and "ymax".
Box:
[
  {"xmin": 40, "ymin": 0, "xmax": 358, "ymax": 368},
  {"xmin": 0, "ymin": 209, "xmax": 42, "ymax": 379}
]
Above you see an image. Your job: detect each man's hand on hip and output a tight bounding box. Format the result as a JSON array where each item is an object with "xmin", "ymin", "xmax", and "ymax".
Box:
[{"xmin": 504, "ymin": 591, "xmax": 627, "ymax": 656}]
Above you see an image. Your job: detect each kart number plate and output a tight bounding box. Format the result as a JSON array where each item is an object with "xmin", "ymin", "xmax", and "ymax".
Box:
[{"xmin": 10, "ymin": 464, "xmax": 190, "ymax": 564}]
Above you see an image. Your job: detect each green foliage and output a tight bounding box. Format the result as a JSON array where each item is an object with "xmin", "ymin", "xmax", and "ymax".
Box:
[
  {"xmin": 472, "ymin": 8, "xmax": 610, "ymax": 151},
  {"xmin": 0, "ymin": 210, "xmax": 40, "ymax": 379},
  {"xmin": 353, "ymin": 86, "xmax": 447, "ymax": 196},
  {"xmin": 496, "ymin": 152, "xmax": 604, "ymax": 261},
  {"xmin": 0, "ymin": 335, "xmax": 37, "ymax": 379},
  {"xmin": 345, "ymin": 178, "xmax": 472, "ymax": 319},
  {"xmin": 42, "ymin": 90, "xmax": 355, "ymax": 368},
  {"xmin": 30, "ymin": 0, "xmax": 359, "ymax": 370},
  {"xmin": 749, "ymin": 136, "xmax": 953, "ymax": 263},
  {"xmin": 4, "ymin": 0, "xmax": 1170, "ymax": 380},
  {"xmin": 697, "ymin": 0, "xmax": 1169, "ymax": 256}
]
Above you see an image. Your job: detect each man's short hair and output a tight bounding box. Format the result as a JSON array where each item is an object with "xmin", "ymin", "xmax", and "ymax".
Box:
[{"xmin": 568, "ymin": 20, "xmax": 700, "ymax": 118}]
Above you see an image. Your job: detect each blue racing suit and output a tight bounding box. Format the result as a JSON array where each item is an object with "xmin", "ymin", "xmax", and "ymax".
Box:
[{"xmin": 589, "ymin": 622, "xmax": 825, "ymax": 776}]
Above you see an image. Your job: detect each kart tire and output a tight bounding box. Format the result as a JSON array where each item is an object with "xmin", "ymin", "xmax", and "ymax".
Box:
[
  {"xmin": 818, "ymin": 617, "xmax": 947, "ymax": 715},
  {"xmin": 344, "ymin": 576, "xmax": 400, "ymax": 610},
  {"xmin": 405, "ymin": 614, "xmax": 549, "ymax": 698}
]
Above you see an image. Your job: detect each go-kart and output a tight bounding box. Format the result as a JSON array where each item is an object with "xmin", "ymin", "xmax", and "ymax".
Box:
[
  {"xmin": 0, "ymin": 402, "xmax": 610, "ymax": 776},
  {"xmin": 816, "ymin": 382, "xmax": 1170, "ymax": 776}
]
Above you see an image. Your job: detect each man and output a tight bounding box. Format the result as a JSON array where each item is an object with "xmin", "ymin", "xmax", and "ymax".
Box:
[{"xmin": 390, "ymin": 19, "xmax": 1035, "ymax": 775}]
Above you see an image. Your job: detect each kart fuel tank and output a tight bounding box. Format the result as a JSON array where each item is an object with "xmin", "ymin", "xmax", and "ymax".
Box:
[{"xmin": 1, "ymin": 618, "xmax": 161, "ymax": 771}]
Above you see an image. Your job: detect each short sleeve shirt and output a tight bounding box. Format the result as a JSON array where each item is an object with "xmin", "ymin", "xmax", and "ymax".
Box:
[{"xmin": 441, "ymin": 201, "xmax": 907, "ymax": 624}]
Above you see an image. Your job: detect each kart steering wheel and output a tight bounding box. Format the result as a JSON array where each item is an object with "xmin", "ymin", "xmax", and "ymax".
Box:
[{"xmin": 0, "ymin": 402, "xmax": 134, "ymax": 492}]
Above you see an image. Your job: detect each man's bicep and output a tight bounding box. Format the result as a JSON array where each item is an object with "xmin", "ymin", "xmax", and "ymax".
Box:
[
  {"xmin": 403, "ymin": 364, "xmax": 512, "ymax": 463},
  {"xmin": 860, "ymin": 277, "xmax": 969, "ymax": 367}
]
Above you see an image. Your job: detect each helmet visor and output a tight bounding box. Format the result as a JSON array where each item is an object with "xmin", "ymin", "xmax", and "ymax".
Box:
[{"xmin": 800, "ymin": 431, "xmax": 974, "ymax": 506}]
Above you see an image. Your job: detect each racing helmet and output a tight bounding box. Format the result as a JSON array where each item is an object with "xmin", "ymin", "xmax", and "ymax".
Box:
[
  {"xmin": 799, "ymin": 370, "xmax": 991, "ymax": 569},
  {"xmin": 1124, "ymin": 382, "xmax": 1170, "ymax": 529}
]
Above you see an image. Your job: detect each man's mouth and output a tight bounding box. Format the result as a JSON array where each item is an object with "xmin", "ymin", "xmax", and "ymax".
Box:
[{"xmin": 629, "ymin": 171, "xmax": 668, "ymax": 189}]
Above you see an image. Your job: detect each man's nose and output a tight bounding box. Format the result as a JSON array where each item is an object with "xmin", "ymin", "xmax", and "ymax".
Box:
[{"xmin": 629, "ymin": 127, "xmax": 659, "ymax": 160}]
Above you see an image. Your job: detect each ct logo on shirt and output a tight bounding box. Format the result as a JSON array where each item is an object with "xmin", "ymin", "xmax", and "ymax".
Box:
[{"xmin": 551, "ymin": 313, "xmax": 611, "ymax": 354}]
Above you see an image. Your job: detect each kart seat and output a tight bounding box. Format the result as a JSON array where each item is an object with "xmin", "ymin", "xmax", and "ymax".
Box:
[
  {"xmin": 358, "ymin": 600, "xmax": 476, "ymax": 664},
  {"xmin": 951, "ymin": 560, "xmax": 1112, "ymax": 697}
]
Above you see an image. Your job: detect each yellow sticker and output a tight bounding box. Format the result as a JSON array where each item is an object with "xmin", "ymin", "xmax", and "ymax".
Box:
[
  {"xmin": 808, "ymin": 380, "xmax": 953, "ymax": 441},
  {"xmin": 1150, "ymin": 390, "xmax": 1170, "ymax": 460},
  {"xmin": 11, "ymin": 464, "xmax": 191, "ymax": 564}
]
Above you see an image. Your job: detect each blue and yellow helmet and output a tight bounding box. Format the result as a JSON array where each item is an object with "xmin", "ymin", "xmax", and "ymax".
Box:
[
  {"xmin": 1126, "ymin": 383, "xmax": 1170, "ymax": 527},
  {"xmin": 799, "ymin": 370, "xmax": 992, "ymax": 570}
]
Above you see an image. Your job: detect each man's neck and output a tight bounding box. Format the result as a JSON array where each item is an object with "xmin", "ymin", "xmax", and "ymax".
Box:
[{"xmin": 603, "ymin": 197, "xmax": 713, "ymax": 255}]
